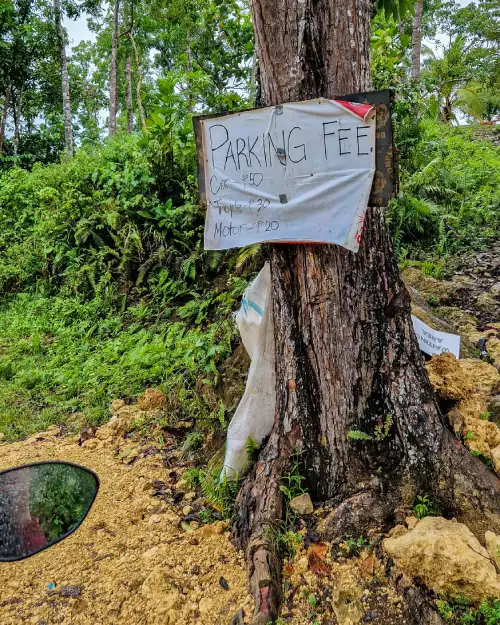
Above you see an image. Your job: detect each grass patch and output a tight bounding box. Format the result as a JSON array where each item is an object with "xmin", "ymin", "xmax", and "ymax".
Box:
[{"xmin": 0, "ymin": 292, "xmax": 235, "ymax": 440}]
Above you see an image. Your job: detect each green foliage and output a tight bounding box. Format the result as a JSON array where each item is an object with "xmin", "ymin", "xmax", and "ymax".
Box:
[
  {"xmin": 0, "ymin": 135, "xmax": 201, "ymax": 298},
  {"xmin": 421, "ymin": 260, "xmax": 444, "ymax": 280},
  {"xmin": 0, "ymin": 131, "xmax": 259, "ymax": 439},
  {"xmin": 246, "ymin": 437, "xmax": 260, "ymax": 463},
  {"xmin": 197, "ymin": 507, "xmax": 214, "ymax": 524},
  {"xmin": 344, "ymin": 535, "xmax": 369, "ymax": 557},
  {"xmin": 388, "ymin": 120, "xmax": 500, "ymax": 255},
  {"xmin": 199, "ymin": 468, "xmax": 240, "ymax": 520},
  {"xmin": 437, "ymin": 595, "xmax": 500, "ymax": 625},
  {"xmin": 182, "ymin": 431, "xmax": 204, "ymax": 456},
  {"xmin": 371, "ymin": 16, "xmax": 411, "ymax": 89},
  {"xmin": 279, "ymin": 452, "xmax": 307, "ymax": 510},
  {"xmin": 348, "ymin": 415, "xmax": 393, "ymax": 443},
  {"xmin": 413, "ymin": 494, "xmax": 440, "ymax": 519},
  {"xmin": 348, "ymin": 429, "xmax": 374, "ymax": 441},
  {"xmin": 0, "ymin": 291, "xmax": 238, "ymax": 439},
  {"xmin": 375, "ymin": 0, "xmax": 414, "ymax": 21},
  {"xmin": 29, "ymin": 464, "xmax": 97, "ymax": 542},
  {"xmin": 183, "ymin": 467, "xmax": 202, "ymax": 489},
  {"xmin": 266, "ymin": 525, "xmax": 303, "ymax": 559},
  {"xmin": 265, "ymin": 452, "xmax": 308, "ymax": 559},
  {"xmin": 374, "ymin": 414, "xmax": 394, "ymax": 441},
  {"xmin": 471, "ymin": 450, "xmax": 494, "ymax": 470}
]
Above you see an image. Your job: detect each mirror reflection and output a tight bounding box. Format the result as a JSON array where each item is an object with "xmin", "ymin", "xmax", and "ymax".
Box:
[{"xmin": 0, "ymin": 462, "xmax": 98, "ymax": 561}]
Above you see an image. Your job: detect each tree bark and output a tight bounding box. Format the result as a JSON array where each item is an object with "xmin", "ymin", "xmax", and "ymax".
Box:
[
  {"xmin": 12, "ymin": 85, "xmax": 23, "ymax": 156},
  {"xmin": 411, "ymin": 0, "xmax": 424, "ymax": 80},
  {"xmin": 53, "ymin": 0, "xmax": 73, "ymax": 155},
  {"xmin": 233, "ymin": 1, "xmax": 500, "ymax": 623},
  {"xmin": 109, "ymin": 0, "xmax": 120, "ymax": 136},
  {"xmin": 0, "ymin": 82, "xmax": 11, "ymax": 155},
  {"xmin": 129, "ymin": 32, "xmax": 145, "ymax": 130},
  {"xmin": 125, "ymin": 55, "xmax": 134, "ymax": 132},
  {"xmin": 186, "ymin": 31, "xmax": 194, "ymax": 113}
]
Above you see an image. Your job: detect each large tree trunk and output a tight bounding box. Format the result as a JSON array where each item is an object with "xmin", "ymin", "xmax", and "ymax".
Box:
[
  {"xmin": 125, "ymin": 55, "xmax": 134, "ymax": 132},
  {"xmin": 411, "ymin": 0, "xmax": 424, "ymax": 80},
  {"xmin": 233, "ymin": 1, "xmax": 500, "ymax": 623},
  {"xmin": 0, "ymin": 82, "xmax": 11, "ymax": 155},
  {"xmin": 53, "ymin": 0, "xmax": 73, "ymax": 155},
  {"xmin": 109, "ymin": 0, "xmax": 120, "ymax": 136}
]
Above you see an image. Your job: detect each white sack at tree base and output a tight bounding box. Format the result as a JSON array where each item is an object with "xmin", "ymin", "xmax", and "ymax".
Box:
[
  {"xmin": 221, "ymin": 267, "xmax": 463, "ymax": 480},
  {"xmin": 221, "ymin": 263, "xmax": 275, "ymax": 480},
  {"xmin": 411, "ymin": 315, "xmax": 460, "ymax": 359},
  {"xmin": 202, "ymin": 98, "xmax": 376, "ymax": 253}
]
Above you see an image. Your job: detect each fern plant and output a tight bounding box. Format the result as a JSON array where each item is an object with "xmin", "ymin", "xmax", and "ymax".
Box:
[
  {"xmin": 246, "ymin": 437, "xmax": 260, "ymax": 463},
  {"xmin": 200, "ymin": 468, "xmax": 240, "ymax": 520}
]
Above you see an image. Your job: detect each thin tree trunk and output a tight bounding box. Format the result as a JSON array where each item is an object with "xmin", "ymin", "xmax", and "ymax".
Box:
[
  {"xmin": 233, "ymin": 1, "xmax": 500, "ymax": 623},
  {"xmin": 411, "ymin": 0, "xmax": 424, "ymax": 80},
  {"xmin": 129, "ymin": 32, "xmax": 145, "ymax": 130},
  {"xmin": 53, "ymin": 0, "xmax": 73, "ymax": 154},
  {"xmin": 0, "ymin": 82, "xmax": 11, "ymax": 155},
  {"xmin": 109, "ymin": 0, "xmax": 120, "ymax": 136},
  {"xmin": 186, "ymin": 31, "xmax": 194, "ymax": 113},
  {"xmin": 250, "ymin": 37, "xmax": 259, "ymax": 105},
  {"xmin": 125, "ymin": 55, "xmax": 134, "ymax": 132},
  {"xmin": 12, "ymin": 85, "xmax": 22, "ymax": 156}
]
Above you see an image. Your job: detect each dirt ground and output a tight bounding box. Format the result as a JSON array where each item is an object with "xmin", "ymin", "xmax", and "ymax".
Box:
[{"xmin": 0, "ymin": 428, "xmax": 253, "ymax": 625}]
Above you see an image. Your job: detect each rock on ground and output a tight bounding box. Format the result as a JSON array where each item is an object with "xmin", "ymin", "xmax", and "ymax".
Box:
[
  {"xmin": 402, "ymin": 268, "xmax": 455, "ymax": 304},
  {"xmin": 426, "ymin": 352, "xmax": 500, "ymax": 400},
  {"xmin": 485, "ymin": 531, "xmax": 500, "ymax": 568},
  {"xmin": 383, "ymin": 516, "xmax": 500, "ymax": 604},
  {"xmin": 290, "ymin": 493, "xmax": 314, "ymax": 515},
  {"xmin": 426, "ymin": 352, "xmax": 500, "ymax": 472}
]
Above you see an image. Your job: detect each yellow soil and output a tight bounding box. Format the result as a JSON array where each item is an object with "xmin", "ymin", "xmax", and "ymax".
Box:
[{"xmin": 0, "ymin": 428, "xmax": 253, "ymax": 625}]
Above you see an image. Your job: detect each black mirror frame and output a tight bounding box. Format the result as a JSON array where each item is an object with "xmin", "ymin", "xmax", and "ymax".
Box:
[{"xmin": 0, "ymin": 460, "xmax": 100, "ymax": 562}]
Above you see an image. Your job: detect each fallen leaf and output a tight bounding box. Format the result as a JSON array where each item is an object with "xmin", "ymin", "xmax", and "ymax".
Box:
[
  {"xmin": 283, "ymin": 563, "xmax": 294, "ymax": 577},
  {"xmin": 118, "ymin": 446, "xmax": 133, "ymax": 459},
  {"xmin": 360, "ymin": 552, "xmax": 376, "ymax": 577},
  {"xmin": 307, "ymin": 542, "xmax": 329, "ymax": 576}
]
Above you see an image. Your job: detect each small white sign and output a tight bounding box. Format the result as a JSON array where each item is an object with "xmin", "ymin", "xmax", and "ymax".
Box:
[
  {"xmin": 201, "ymin": 98, "xmax": 376, "ymax": 253},
  {"xmin": 412, "ymin": 315, "xmax": 461, "ymax": 359}
]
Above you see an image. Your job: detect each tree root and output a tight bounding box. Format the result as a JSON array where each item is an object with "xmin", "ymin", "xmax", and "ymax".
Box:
[
  {"xmin": 317, "ymin": 480, "xmax": 398, "ymax": 542},
  {"xmin": 391, "ymin": 569, "xmax": 446, "ymax": 625},
  {"xmin": 431, "ymin": 428, "xmax": 500, "ymax": 540},
  {"xmin": 232, "ymin": 428, "xmax": 294, "ymax": 624}
]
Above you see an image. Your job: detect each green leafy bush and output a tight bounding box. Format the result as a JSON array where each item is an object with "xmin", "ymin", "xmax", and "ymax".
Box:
[
  {"xmin": 388, "ymin": 121, "xmax": 500, "ymax": 256},
  {"xmin": 437, "ymin": 595, "xmax": 500, "ymax": 624}
]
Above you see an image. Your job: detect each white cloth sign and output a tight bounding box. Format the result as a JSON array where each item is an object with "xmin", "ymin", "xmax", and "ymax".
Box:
[
  {"xmin": 411, "ymin": 315, "xmax": 461, "ymax": 359},
  {"xmin": 201, "ymin": 98, "xmax": 376, "ymax": 253}
]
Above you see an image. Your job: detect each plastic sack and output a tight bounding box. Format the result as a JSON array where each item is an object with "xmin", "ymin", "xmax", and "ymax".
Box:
[{"xmin": 221, "ymin": 263, "xmax": 276, "ymax": 479}]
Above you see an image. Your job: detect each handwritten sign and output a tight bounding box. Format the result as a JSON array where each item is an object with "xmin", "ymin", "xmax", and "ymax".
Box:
[
  {"xmin": 199, "ymin": 98, "xmax": 376, "ymax": 252},
  {"xmin": 412, "ymin": 315, "xmax": 461, "ymax": 359}
]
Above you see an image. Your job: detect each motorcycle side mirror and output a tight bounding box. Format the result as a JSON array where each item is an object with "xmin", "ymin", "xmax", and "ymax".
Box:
[{"xmin": 0, "ymin": 461, "xmax": 99, "ymax": 561}]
